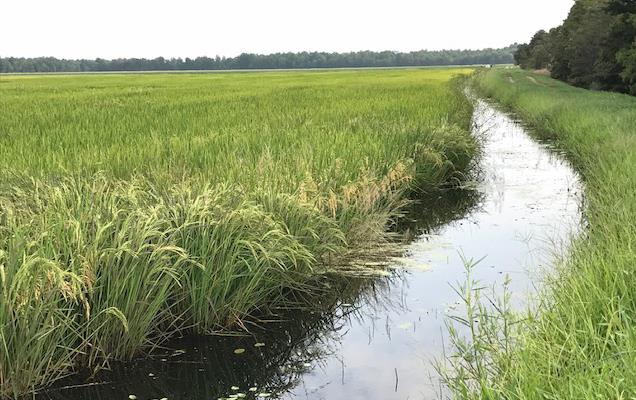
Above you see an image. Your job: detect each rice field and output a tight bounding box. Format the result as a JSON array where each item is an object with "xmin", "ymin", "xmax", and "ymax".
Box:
[{"xmin": 0, "ymin": 68, "xmax": 476, "ymax": 397}]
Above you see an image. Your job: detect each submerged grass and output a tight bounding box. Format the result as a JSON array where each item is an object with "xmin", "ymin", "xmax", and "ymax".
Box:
[
  {"xmin": 443, "ymin": 68, "xmax": 636, "ymax": 398},
  {"xmin": 0, "ymin": 68, "xmax": 476, "ymax": 397}
]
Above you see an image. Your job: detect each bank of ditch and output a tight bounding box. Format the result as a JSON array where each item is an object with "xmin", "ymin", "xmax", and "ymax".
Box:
[{"xmin": 446, "ymin": 68, "xmax": 636, "ymax": 399}]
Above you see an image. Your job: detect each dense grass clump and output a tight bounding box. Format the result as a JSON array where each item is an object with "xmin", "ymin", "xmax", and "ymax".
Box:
[
  {"xmin": 0, "ymin": 69, "xmax": 476, "ymax": 397},
  {"xmin": 445, "ymin": 68, "xmax": 636, "ymax": 399}
]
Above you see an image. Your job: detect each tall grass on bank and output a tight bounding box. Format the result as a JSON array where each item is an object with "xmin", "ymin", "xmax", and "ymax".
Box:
[
  {"xmin": 0, "ymin": 69, "xmax": 476, "ymax": 397},
  {"xmin": 444, "ymin": 68, "xmax": 636, "ymax": 399}
]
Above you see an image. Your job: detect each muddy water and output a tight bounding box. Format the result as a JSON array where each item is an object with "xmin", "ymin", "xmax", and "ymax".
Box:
[{"xmin": 38, "ymin": 99, "xmax": 582, "ymax": 400}]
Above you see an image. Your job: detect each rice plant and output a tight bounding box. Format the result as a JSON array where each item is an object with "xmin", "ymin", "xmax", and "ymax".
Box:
[{"xmin": 0, "ymin": 68, "xmax": 476, "ymax": 397}]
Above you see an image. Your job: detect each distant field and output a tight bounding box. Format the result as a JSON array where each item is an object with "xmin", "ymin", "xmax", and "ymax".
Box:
[
  {"xmin": 0, "ymin": 68, "xmax": 476, "ymax": 397},
  {"xmin": 0, "ymin": 64, "xmax": 495, "ymax": 76},
  {"xmin": 0, "ymin": 69, "xmax": 473, "ymax": 185}
]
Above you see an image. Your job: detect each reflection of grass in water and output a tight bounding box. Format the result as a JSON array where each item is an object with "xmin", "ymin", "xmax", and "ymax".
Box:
[
  {"xmin": 397, "ymin": 186, "xmax": 484, "ymax": 239},
  {"xmin": 38, "ymin": 276, "xmax": 396, "ymax": 400}
]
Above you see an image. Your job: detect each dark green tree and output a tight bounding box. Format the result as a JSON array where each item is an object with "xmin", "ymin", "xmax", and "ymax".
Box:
[
  {"xmin": 514, "ymin": 0, "xmax": 636, "ymax": 94},
  {"xmin": 607, "ymin": 0, "xmax": 636, "ymax": 94}
]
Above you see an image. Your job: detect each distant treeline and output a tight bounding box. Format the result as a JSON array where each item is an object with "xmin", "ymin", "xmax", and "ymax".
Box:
[
  {"xmin": 0, "ymin": 46, "xmax": 516, "ymax": 73},
  {"xmin": 515, "ymin": 0, "xmax": 636, "ymax": 94}
]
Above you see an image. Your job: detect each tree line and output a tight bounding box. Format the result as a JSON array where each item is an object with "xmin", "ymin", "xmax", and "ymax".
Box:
[
  {"xmin": 514, "ymin": 0, "xmax": 636, "ymax": 94},
  {"xmin": 0, "ymin": 47, "xmax": 516, "ymax": 74}
]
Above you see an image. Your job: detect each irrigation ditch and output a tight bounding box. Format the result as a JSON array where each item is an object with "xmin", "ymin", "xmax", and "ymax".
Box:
[{"xmin": 36, "ymin": 97, "xmax": 583, "ymax": 400}]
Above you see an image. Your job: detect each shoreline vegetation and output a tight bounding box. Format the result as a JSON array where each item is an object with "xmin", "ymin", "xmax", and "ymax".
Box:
[
  {"xmin": 0, "ymin": 69, "xmax": 477, "ymax": 397},
  {"xmin": 445, "ymin": 68, "xmax": 636, "ymax": 398}
]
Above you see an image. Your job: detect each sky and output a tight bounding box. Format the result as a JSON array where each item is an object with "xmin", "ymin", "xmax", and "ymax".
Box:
[{"xmin": 1, "ymin": 0, "xmax": 575, "ymax": 59}]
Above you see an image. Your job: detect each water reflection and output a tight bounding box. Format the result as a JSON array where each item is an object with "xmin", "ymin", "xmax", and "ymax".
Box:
[
  {"xmin": 38, "ymin": 278, "xmax": 376, "ymax": 400},
  {"xmin": 398, "ymin": 186, "xmax": 484, "ymax": 238},
  {"xmin": 37, "ymin": 99, "xmax": 582, "ymax": 400}
]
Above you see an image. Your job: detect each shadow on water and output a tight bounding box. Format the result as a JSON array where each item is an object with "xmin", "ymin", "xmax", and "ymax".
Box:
[
  {"xmin": 397, "ymin": 187, "xmax": 484, "ymax": 238},
  {"xmin": 37, "ymin": 189, "xmax": 482, "ymax": 400},
  {"xmin": 39, "ymin": 283, "xmax": 378, "ymax": 400}
]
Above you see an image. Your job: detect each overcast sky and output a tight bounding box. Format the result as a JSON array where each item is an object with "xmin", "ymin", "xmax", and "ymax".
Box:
[{"xmin": 1, "ymin": 0, "xmax": 574, "ymax": 59}]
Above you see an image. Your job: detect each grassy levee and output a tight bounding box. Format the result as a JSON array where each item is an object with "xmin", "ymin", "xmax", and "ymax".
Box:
[
  {"xmin": 449, "ymin": 68, "xmax": 636, "ymax": 398},
  {"xmin": 0, "ymin": 69, "xmax": 476, "ymax": 397}
]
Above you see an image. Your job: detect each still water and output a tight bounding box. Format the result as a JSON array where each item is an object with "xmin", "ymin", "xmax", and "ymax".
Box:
[{"xmin": 39, "ymin": 99, "xmax": 582, "ymax": 400}]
